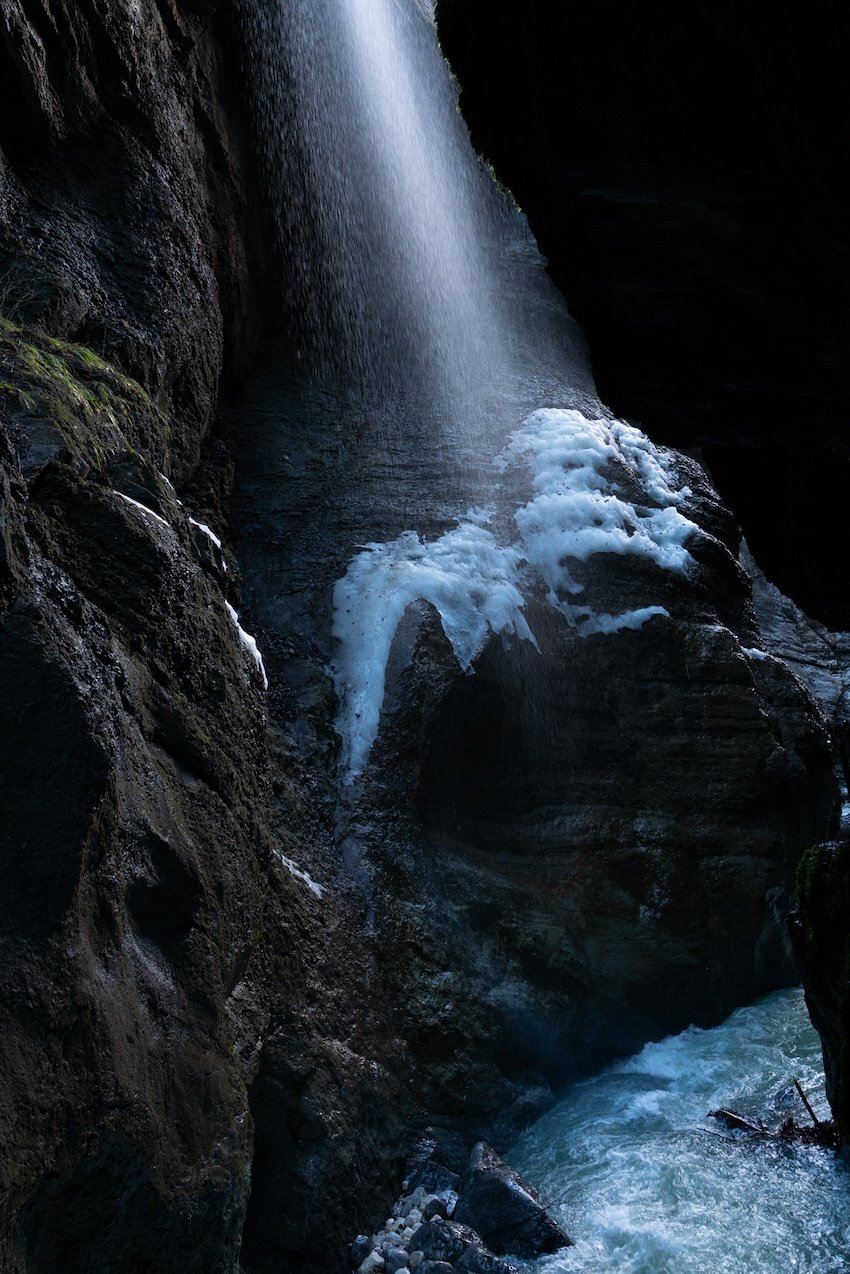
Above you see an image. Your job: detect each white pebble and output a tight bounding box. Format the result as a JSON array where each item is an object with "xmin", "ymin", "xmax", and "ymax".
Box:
[{"xmin": 358, "ymin": 1252, "xmax": 385, "ymax": 1274}]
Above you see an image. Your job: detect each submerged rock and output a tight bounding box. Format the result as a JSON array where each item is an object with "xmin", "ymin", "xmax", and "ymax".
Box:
[{"xmin": 454, "ymin": 1142, "xmax": 570, "ymax": 1258}]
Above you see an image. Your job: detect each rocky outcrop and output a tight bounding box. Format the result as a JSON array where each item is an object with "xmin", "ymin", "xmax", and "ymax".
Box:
[
  {"xmin": 453, "ymin": 1142, "xmax": 569, "ymax": 1258},
  {"xmin": 792, "ymin": 842, "xmax": 850, "ymax": 1141},
  {"xmin": 0, "ymin": 0, "xmax": 269, "ymax": 478},
  {"xmin": 435, "ymin": 0, "xmax": 850, "ymax": 630},
  {"xmin": 0, "ymin": 323, "xmax": 271, "ymax": 1270},
  {"xmin": 356, "ymin": 467, "xmax": 836, "ymax": 1102},
  {"xmin": 0, "ymin": 4, "xmax": 408, "ymax": 1269},
  {"xmin": 0, "ymin": 320, "xmax": 410, "ymax": 1273}
]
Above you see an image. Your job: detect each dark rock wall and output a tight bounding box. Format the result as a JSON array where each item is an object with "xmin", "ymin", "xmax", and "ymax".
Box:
[
  {"xmin": 793, "ymin": 842, "xmax": 850, "ymax": 1140},
  {"xmin": 0, "ymin": 0, "xmax": 268, "ymax": 477},
  {"xmin": 436, "ymin": 0, "xmax": 850, "ymax": 629},
  {"xmin": 436, "ymin": 0, "xmax": 850, "ymax": 1144},
  {"xmin": 0, "ymin": 5, "xmax": 406, "ymax": 1271}
]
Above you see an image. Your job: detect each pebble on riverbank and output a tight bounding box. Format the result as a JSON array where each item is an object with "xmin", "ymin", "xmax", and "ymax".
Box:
[{"xmin": 351, "ymin": 1141, "xmax": 571, "ymax": 1274}]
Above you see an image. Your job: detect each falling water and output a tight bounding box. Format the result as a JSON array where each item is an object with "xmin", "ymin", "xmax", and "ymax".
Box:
[
  {"xmin": 239, "ymin": 0, "xmax": 591, "ymax": 440},
  {"xmin": 232, "ymin": 0, "xmax": 598, "ymax": 727}
]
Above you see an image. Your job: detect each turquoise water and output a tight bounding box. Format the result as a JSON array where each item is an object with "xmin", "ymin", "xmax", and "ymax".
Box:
[{"xmin": 510, "ymin": 989, "xmax": 850, "ymax": 1273}]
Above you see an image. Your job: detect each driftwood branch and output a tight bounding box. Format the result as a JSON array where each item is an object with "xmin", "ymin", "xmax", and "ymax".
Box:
[
  {"xmin": 708, "ymin": 1108, "xmax": 776, "ymax": 1137},
  {"xmin": 794, "ymin": 1079, "xmax": 821, "ymax": 1128},
  {"xmin": 709, "ymin": 1085, "xmax": 840, "ymax": 1149}
]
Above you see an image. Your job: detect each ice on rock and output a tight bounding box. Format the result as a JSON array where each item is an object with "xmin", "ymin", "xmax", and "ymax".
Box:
[
  {"xmin": 189, "ymin": 516, "xmax": 222, "ymax": 550},
  {"xmin": 113, "ymin": 491, "xmax": 171, "ymax": 528},
  {"xmin": 502, "ymin": 409, "xmax": 696, "ymax": 611},
  {"xmin": 272, "ymin": 847, "xmax": 324, "ymax": 898},
  {"xmin": 332, "ymin": 408, "xmax": 698, "ymax": 781},
  {"xmin": 225, "ymin": 602, "xmax": 269, "ymax": 689},
  {"xmin": 332, "ymin": 523, "xmax": 536, "ymax": 778}
]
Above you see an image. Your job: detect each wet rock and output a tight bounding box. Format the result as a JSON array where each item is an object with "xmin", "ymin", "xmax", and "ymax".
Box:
[
  {"xmin": 385, "ymin": 1247, "xmax": 411, "ymax": 1273},
  {"xmin": 352, "ymin": 1235, "xmax": 375, "ymax": 1267},
  {"xmin": 410, "ymin": 1218, "xmax": 517, "ymax": 1274},
  {"xmin": 403, "ymin": 1162, "xmax": 462, "ymax": 1198},
  {"xmin": 792, "ymin": 841, "xmax": 850, "ymax": 1141},
  {"xmin": 423, "ymin": 1196, "xmax": 449, "ymax": 1221},
  {"xmin": 420, "ymin": 1264, "xmax": 456, "ymax": 1274},
  {"xmin": 454, "ymin": 1142, "xmax": 570, "ymax": 1258}
]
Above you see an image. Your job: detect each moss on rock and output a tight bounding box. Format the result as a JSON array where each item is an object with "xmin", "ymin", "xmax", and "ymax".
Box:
[{"xmin": 0, "ymin": 318, "xmax": 170, "ymax": 474}]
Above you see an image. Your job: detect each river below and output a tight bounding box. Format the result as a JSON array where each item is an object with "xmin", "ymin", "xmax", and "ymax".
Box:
[{"xmin": 510, "ymin": 988, "xmax": 849, "ymax": 1273}]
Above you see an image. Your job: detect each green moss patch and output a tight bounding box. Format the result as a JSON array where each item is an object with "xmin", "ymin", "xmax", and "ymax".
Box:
[{"xmin": 0, "ymin": 317, "xmax": 170, "ymax": 471}]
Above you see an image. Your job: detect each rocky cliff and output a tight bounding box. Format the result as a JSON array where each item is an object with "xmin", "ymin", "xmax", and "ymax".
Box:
[
  {"xmin": 0, "ymin": 3, "xmax": 407, "ymax": 1270},
  {"xmin": 0, "ymin": 1, "xmax": 847, "ymax": 1271},
  {"xmin": 437, "ymin": 0, "xmax": 850, "ymax": 1151}
]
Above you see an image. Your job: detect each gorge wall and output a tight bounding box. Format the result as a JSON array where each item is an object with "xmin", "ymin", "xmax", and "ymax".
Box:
[
  {"xmin": 0, "ymin": 1, "xmax": 847, "ymax": 1271},
  {"xmin": 437, "ymin": 0, "xmax": 850, "ymax": 1142},
  {"xmin": 0, "ymin": 3, "xmax": 408, "ymax": 1270}
]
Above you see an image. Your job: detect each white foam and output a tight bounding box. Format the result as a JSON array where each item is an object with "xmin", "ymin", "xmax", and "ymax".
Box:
[{"xmin": 509, "ymin": 990, "xmax": 849, "ymax": 1274}]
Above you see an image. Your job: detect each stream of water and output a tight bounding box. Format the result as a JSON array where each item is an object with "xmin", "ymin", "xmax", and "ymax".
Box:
[{"xmin": 510, "ymin": 989, "xmax": 850, "ymax": 1274}]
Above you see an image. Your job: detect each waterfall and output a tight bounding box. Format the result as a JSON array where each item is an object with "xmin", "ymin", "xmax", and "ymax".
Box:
[
  {"xmin": 239, "ymin": 0, "xmax": 591, "ymax": 431},
  {"xmin": 241, "ymin": 0, "xmax": 508, "ymax": 410},
  {"xmin": 236, "ymin": 0, "xmax": 681, "ymax": 782}
]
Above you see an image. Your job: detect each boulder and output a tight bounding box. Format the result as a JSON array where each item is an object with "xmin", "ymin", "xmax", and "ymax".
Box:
[
  {"xmin": 410, "ymin": 1219, "xmax": 517, "ymax": 1274},
  {"xmin": 454, "ymin": 1143, "xmax": 570, "ymax": 1258},
  {"xmin": 352, "ymin": 1236, "xmax": 375, "ymax": 1267},
  {"xmin": 385, "ymin": 1248, "xmax": 411, "ymax": 1273}
]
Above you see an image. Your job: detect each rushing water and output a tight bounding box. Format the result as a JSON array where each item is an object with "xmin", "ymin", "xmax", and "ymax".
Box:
[
  {"xmin": 238, "ymin": 0, "xmax": 592, "ymax": 450},
  {"xmin": 509, "ymin": 989, "xmax": 850, "ymax": 1274}
]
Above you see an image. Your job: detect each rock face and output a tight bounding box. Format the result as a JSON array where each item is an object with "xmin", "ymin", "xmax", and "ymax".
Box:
[
  {"xmin": 0, "ymin": 0, "xmax": 268, "ymax": 478},
  {"xmin": 435, "ymin": 0, "xmax": 850, "ymax": 630},
  {"xmin": 0, "ymin": 6, "xmax": 408, "ymax": 1271},
  {"xmin": 453, "ymin": 1143, "xmax": 569, "ymax": 1258},
  {"xmin": 792, "ymin": 841, "xmax": 850, "ymax": 1141},
  {"xmin": 0, "ymin": 324, "xmax": 270, "ymax": 1270}
]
